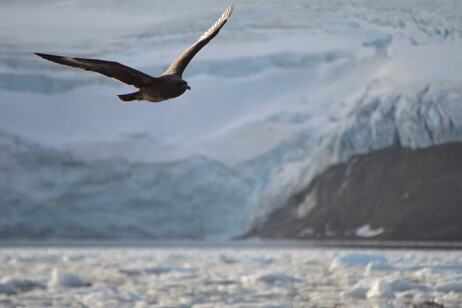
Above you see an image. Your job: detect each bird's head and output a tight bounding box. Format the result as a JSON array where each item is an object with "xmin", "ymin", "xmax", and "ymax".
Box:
[{"xmin": 179, "ymin": 80, "xmax": 191, "ymax": 91}]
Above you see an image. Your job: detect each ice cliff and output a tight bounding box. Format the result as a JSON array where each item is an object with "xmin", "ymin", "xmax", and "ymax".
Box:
[{"xmin": 0, "ymin": 131, "xmax": 256, "ymax": 239}]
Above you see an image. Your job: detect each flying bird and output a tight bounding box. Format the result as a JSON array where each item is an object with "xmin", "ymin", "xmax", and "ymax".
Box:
[{"xmin": 35, "ymin": 4, "xmax": 234, "ymax": 103}]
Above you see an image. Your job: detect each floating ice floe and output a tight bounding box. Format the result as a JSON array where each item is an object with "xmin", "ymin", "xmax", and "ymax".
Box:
[
  {"xmin": 120, "ymin": 265, "xmax": 196, "ymax": 277},
  {"xmin": 388, "ymin": 277, "xmax": 429, "ymax": 292},
  {"xmin": 330, "ymin": 252, "xmax": 388, "ymax": 271},
  {"xmin": 355, "ymin": 224, "xmax": 385, "ymax": 238},
  {"xmin": 219, "ymin": 254, "xmax": 239, "ymax": 264},
  {"xmin": 366, "ymin": 279, "xmax": 395, "ymax": 299},
  {"xmin": 366, "ymin": 262, "xmax": 395, "ymax": 275},
  {"xmin": 341, "ymin": 285, "xmax": 368, "ymax": 299},
  {"xmin": 344, "ymin": 276, "xmax": 429, "ymax": 300},
  {"xmin": 2, "ymin": 278, "xmax": 45, "ymax": 292},
  {"xmin": 241, "ymin": 272, "xmax": 301, "ymax": 285},
  {"xmin": 81, "ymin": 289, "xmax": 141, "ymax": 307},
  {"xmin": 0, "ymin": 283, "xmax": 17, "ymax": 295},
  {"xmin": 245, "ymin": 256, "xmax": 274, "ymax": 265},
  {"xmin": 48, "ymin": 268, "xmax": 90, "ymax": 288},
  {"xmin": 220, "ymin": 255, "xmax": 273, "ymax": 265},
  {"xmin": 435, "ymin": 281, "xmax": 462, "ymax": 293}
]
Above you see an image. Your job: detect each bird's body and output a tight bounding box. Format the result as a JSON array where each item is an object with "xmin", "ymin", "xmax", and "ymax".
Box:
[
  {"xmin": 119, "ymin": 74, "xmax": 190, "ymax": 103},
  {"xmin": 35, "ymin": 4, "xmax": 233, "ymax": 103}
]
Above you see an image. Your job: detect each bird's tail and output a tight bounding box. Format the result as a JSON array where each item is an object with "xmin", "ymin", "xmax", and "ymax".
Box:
[{"xmin": 118, "ymin": 91, "xmax": 140, "ymax": 103}]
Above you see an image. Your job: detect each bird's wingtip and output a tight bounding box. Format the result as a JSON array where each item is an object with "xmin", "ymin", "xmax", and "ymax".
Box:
[
  {"xmin": 228, "ymin": 3, "xmax": 234, "ymax": 14},
  {"xmin": 35, "ymin": 53, "xmax": 64, "ymax": 62},
  {"xmin": 35, "ymin": 53, "xmax": 50, "ymax": 59}
]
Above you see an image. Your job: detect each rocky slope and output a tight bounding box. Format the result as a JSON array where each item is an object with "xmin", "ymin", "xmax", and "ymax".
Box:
[{"xmin": 248, "ymin": 143, "xmax": 462, "ymax": 240}]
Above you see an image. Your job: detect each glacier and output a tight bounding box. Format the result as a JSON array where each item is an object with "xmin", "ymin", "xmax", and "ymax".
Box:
[
  {"xmin": 1, "ymin": 0, "xmax": 462, "ymax": 238},
  {"xmin": 0, "ymin": 131, "xmax": 255, "ymax": 239}
]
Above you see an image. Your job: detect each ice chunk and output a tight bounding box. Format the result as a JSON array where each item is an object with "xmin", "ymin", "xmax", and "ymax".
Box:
[
  {"xmin": 435, "ymin": 281, "xmax": 462, "ymax": 293},
  {"xmin": 0, "ymin": 283, "xmax": 17, "ymax": 295},
  {"xmin": 330, "ymin": 253, "xmax": 387, "ymax": 270},
  {"xmin": 257, "ymin": 273, "xmax": 302, "ymax": 284},
  {"xmin": 355, "ymin": 224, "xmax": 385, "ymax": 238},
  {"xmin": 366, "ymin": 262, "xmax": 395, "ymax": 274},
  {"xmin": 2, "ymin": 278, "xmax": 45, "ymax": 292},
  {"xmin": 48, "ymin": 268, "xmax": 89, "ymax": 288},
  {"xmin": 366, "ymin": 280, "xmax": 395, "ymax": 299},
  {"xmin": 241, "ymin": 272, "xmax": 301, "ymax": 285},
  {"xmin": 389, "ymin": 277, "xmax": 428, "ymax": 292},
  {"xmin": 342, "ymin": 285, "xmax": 368, "ymax": 299},
  {"xmin": 81, "ymin": 288, "xmax": 141, "ymax": 307},
  {"xmin": 219, "ymin": 254, "xmax": 239, "ymax": 264},
  {"xmin": 120, "ymin": 265, "xmax": 196, "ymax": 276},
  {"xmin": 345, "ymin": 276, "xmax": 428, "ymax": 301},
  {"xmin": 246, "ymin": 257, "xmax": 274, "ymax": 264}
]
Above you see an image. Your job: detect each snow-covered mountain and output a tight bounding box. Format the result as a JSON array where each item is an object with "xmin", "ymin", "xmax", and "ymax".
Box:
[{"xmin": 1, "ymin": 0, "xmax": 462, "ymax": 239}]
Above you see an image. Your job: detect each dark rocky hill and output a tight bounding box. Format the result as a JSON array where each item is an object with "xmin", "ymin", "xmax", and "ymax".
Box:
[{"xmin": 247, "ymin": 143, "xmax": 462, "ymax": 241}]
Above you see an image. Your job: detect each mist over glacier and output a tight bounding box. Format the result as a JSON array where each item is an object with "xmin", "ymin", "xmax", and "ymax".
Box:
[{"xmin": 1, "ymin": 0, "xmax": 462, "ymax": 239}]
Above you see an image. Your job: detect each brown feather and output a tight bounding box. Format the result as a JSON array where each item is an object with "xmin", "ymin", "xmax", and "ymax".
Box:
[
  {"xmin": 163, "ymin": 3, "xmax": 234, "ymax": 77},
  {"xmin": 35, "ymin": 53, "xmax": 157, "ymax": 88}
]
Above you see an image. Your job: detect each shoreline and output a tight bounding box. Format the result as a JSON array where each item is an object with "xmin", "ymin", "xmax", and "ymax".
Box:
[{"xmin": 1, "ymin": 238, "xmax": 462, "ymax": 250}]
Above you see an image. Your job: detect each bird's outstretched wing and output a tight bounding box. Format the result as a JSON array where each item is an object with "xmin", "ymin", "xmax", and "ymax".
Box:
[
  {"xmin": 35, "ymin": 53, "xmax": 157, "ymax": 88},
  {"xmin": 163, "ymin": 3, "xmax": 233, "ymax": 77}
]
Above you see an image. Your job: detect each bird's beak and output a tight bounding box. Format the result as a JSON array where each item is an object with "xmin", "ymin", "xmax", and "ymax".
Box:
[{"xmin": 187, "ymin": 86, "xmax": 191, "ymax": 90}]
